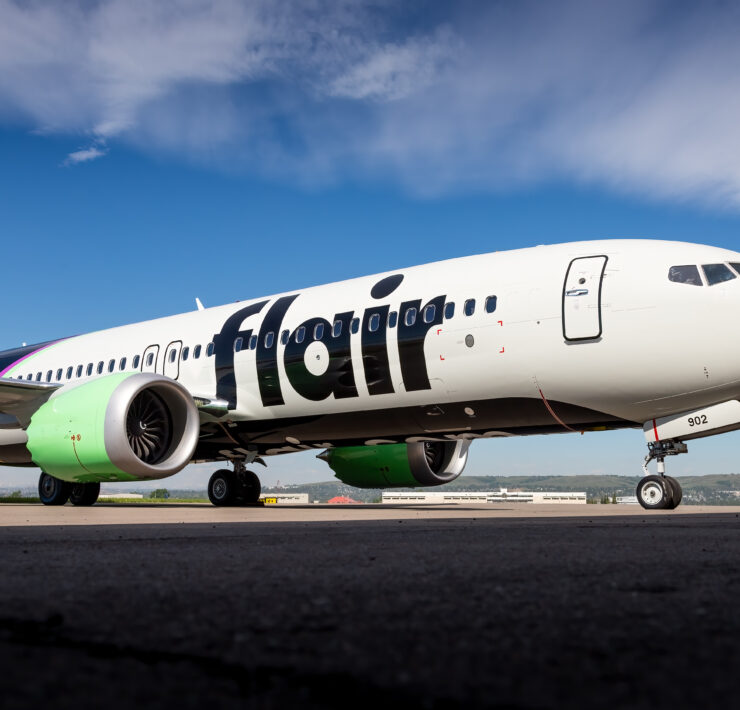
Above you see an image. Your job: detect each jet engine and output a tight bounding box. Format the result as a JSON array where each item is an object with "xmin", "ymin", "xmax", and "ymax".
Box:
[
  {"xmin": 23, "ymin": 373, "xmax": 199, "ymax": 483},
  {"xmin": 319, "ymin": 440, "xmax": 470, "ymax": 488}
]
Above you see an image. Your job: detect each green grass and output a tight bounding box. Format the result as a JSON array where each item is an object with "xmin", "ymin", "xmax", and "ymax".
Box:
[{"xmin": 0, "ymin": 496, "xmax": 40, "ymax": 504}]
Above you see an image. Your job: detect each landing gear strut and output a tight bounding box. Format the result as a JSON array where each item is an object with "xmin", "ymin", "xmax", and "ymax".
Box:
[
  {"xmin": 207, "ymin": 461, "xmax": 262, "ymax": 507},
  {"xmin": 638, "ymin": 440, "xmax": 686, "ymax": 510}
]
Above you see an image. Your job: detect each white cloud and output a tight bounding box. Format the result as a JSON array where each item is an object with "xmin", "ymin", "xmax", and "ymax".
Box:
[
  {"xmin": 63, "ymin": 142, "xmax": 108, "ymax": 166},
  {"xmin": 1, "ymin": 0, "xmax": 740, "ymax": 205}
]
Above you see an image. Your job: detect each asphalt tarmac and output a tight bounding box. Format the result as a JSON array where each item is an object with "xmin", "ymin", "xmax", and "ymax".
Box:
[{"xmin": 1, "ymin": 504, "xmax": 739, "ymax": 709}]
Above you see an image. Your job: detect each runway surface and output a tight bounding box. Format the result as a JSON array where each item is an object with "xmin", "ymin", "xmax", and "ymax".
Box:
[{"xmin": 1, "ymin": 504, "xmax": 739, "ymax": 709}]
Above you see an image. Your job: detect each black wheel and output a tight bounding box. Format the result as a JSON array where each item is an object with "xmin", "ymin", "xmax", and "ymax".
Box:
[
  {"xmin": 208, "ymin": 469, "xmax": 237, "ymax": 506},
  {"xmin": 235, "ymin": 470, "xmax": 261, "ymax": 506},
  {"xmin": 38, "ymin": 473, "xmax": 72, "ymax": 506},
  {"xmin": 636, "ymin": 475, "xmax": 672, "ymax": 510},
  {"xmin": 69, "ymin": 482, "xmax": 101, "ymax": 507},
  {"xmin": 665, "ymin": 476, "xmax": 683, "ymax": 509}
]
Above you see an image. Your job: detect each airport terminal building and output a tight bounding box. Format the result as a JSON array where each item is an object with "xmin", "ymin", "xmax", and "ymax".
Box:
[{"xmin": 381, "ymin": 488, "xmax": 587, "ymax": 504}]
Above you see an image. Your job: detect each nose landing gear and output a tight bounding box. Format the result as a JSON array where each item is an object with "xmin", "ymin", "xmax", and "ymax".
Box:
[{"xmin": 638, "ymin": 440, "xmax": 686, "ymax": 510}]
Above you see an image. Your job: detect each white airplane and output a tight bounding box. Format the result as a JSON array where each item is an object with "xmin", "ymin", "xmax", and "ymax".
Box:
[{"xmin": 1, "ymin": 239, "xmax": 738, "ymax": 510}]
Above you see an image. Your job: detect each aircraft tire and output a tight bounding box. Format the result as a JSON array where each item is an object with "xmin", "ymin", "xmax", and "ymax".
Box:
[
  {"xmin": 38, "ymin": 473, "xmax": 72, "ymax": 506},
  {"xmin": 235, "ymin": 469, "xmax": 261, "ymax": 506},
  {"xmin": 664, "ymin": 476, "xmax": 683, "ymax": 509},
  {"xmin": 208, "ymin": 469, "xmax": 237, "ymax": 506},
  {"xmin": 636, "ymin": 475, "xmax": 672, "ymax": 510},
  {"xmin": 69, "ymin": 482, "xmax": 101, "ymax": 506}
]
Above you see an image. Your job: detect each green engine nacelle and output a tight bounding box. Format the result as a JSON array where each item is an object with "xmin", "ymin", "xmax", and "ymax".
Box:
[
  {"xmin": 319, "ymin": 440, "xmax": 470, "ymax": 489},
  {"xmin": 25, "ymin": 373, "xmax": 200, "ymax": 483}
]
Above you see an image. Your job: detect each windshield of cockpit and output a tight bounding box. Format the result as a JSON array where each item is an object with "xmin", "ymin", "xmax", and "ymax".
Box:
[{"xmin": 668, "ymin": 262, "xmax": 740, "ymax": 286}]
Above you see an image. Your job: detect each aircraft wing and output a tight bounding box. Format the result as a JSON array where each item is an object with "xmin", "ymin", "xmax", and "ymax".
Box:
[{"xmin": 0, "ymin": 377, "xmax": 61, "ymax": 427}]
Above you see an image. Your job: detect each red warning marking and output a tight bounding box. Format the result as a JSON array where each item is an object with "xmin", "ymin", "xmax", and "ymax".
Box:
[
  {"xmin": 652, "ymin": 419, "xmax": 660, "ymax": 442},
  {"xmin": 498, "ymin": 320, "xmax": 503, "ymax": 326},
  {"xmin": 437, "ymin": 329, "xmax": 442, "ymax": 335},
  {"xmin": 440, "ymin": 355, "xmax": 445, "ymax": 361},
  {"xmin": 499, "ymin": 347, "xmax": 505, "ymax": 354}
]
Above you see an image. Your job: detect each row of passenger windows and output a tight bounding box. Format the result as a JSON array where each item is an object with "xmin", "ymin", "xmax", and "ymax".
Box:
[
  {"xmin": 17, "ymin": 343, "xmax": 216, "ymax": 383},
  {"xmin": 669, "ymin": 263, "xmax": 740, "ymax": 286},
  {"xmin": 235, "ymin": 296, "xmax": 497, "ymax": 351},
  {"xmin": 17, "ymin": 295, "xmax": 498, "ymax": 382}
]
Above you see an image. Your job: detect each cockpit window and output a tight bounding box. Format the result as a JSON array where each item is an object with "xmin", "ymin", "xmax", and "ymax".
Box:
[
  {"xmin": 668, "ymin": 265, "xmax": 702, "ymax": 286},
  {"xmin": 729, "ymin": 263, "xmax": 740, "ymax": 276},
  {"xmin": 702, "ymin": 263, "xmax": 736, "ymax": 286}
]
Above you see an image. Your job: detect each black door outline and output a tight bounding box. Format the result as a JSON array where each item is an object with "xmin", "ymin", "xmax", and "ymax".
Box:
[
  {"xmin": 163, "ymin": 340, "xmax": 183, "ymax": 380},
  {"xmin": 141, "ymin": 344, "xmax": 160, "ymax": 373},
  {"xmin": 562, "ymin": 255, "xmax": 608, "ymax": 342}
]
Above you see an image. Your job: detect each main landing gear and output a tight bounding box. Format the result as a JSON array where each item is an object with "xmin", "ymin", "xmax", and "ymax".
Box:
[
  {"xmin": 38, "ymin": 473, "xmax": 101, "ymax": 506},
  {"xmin": 207, "ymin": 461, "xmax": 262, "ymax": 507},
  {"xmin": 637, "ymin": 441, "xmax": 686, "ymax": 510}
]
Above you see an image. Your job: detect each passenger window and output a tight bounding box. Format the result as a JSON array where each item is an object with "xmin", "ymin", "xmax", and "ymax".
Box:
[
  {"xmin": 265, "ymin": 332, "xmax": 275, "ymax": 349},
  {"xmin": 76, "ymin": 365, "xmax": 83, "ymax": 378},
  {"xmin": 36, "ymin": 372, "xmax": 42, "ymax": 382},
  {"xmin": 97, "ymin": 362, "xmax": 104, "ymax": 375},
  {"xmin": 234, "ymin": 337, "xmax": 243, "ymax": 353},
  {"xmin": 351, "ymin": 318, "xmax": 360, "ymax": 334},
  {"xmin": 369, "ymin": 314, "xmax": 380, "ymax": 332},
  {"xmin": 206, "ymin": 342, "xmax": 215, "ymax": 357},
  {"xmin": 423, "ymin": 304, "xmax": 436, "ymax": 324},
  {"xmin": 249, "ymin": 335, "xmax": 258, "ymax": 350},
  {"xmin": 182, "ymin": 347, "xmax": 189, "ymax": 362},
  {"xmin": 193, "ymin": 345, "xmax": 202, "ymax": 359},
  {"xmin": 702, "ymin": 263, "xmax": 736, "ymax": 286},
  {"xmin": 145, "ymin": 354, "xmax": 153, "ymax": 368},
  {"xmin": 169, "ymin": 349, "xmax": 177, "ymax": 363},
  {"xmin": 56, "ymin": 369, "xmax": 63, "ymax": 381},
  {"xmin": 464, "ymin": 299, "xmax": 476, "ymax": 316},
  {"xmin": 668, "ymin": 265, "xmax": 702, "ymax": 285},
  {"xmin": 281, "ymin": 330, "xmax": 289, "ymax": 345},
  {"xmin": 132, "ymin": 355, "xmax": 140, "ymax": 370},
  {"xmin": 332, "ymin": 321, "xmax": 342, "ymax": 338},
  {"xmin": 86, "ymin": 364, "xmax": 93, "ymax": 377},
  {"xmin": 314, "ymin": 323, "xmax": 324, "ymax": 340},
  {"xmin": 46, "ymin": 371, "xmax": 53, "ymax": 382},
  {"xmin": 444, "ymin": 302, "xmax": 455, "ymax": 320},
  {"xmin": 388, "ymin": 311, "xmax": 398, "ymax": 328},
  {"xmin": 404, "ymin": 307, "xmax": 417, "ymax": 326},
  {"xmin": 119, "ymin": 358, "xmax": 127, "ymax": 371},
  {"xmin": 296, "ymin": 326, "xmax": 306, "ymax": 344},
  {"xmin": 108, "ymin": 359, "xmax": 115, "ymax": 373},
  {"xmin": 485, "ymin": 296, "xmax": 497, "ymax": 313},
  {"xmin": 66, "ymin": 367, "xmax": 73, "ymax": 380},
  {"xmin": 28, "ymin": 374, "xmax": 34, "ymax": 381}
]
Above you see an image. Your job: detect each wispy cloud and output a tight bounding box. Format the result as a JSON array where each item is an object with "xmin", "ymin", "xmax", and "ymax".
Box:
[
  {"xmin": 63, "ymin": 142, "xmax": 108, "ymax": 166},
  {"xmin": 1, "ymin": 0, "xmax": 740, "ymax": 205}
]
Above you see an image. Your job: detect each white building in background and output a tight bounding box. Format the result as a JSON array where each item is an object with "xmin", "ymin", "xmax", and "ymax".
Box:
[{"xmin": 381, "ymin": 488, "xmax": 587, "ymax": 505}]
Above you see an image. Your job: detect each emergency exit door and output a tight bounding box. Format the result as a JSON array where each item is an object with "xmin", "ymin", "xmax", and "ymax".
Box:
[{"xmin": 562, "ymin": 256, "xmax": 608, "ymax": 341}]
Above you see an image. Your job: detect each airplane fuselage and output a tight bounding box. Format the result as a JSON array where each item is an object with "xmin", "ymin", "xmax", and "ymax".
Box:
[{"xmin": 2, "ymin": 239, "xmax": 740, "ymax": 466}]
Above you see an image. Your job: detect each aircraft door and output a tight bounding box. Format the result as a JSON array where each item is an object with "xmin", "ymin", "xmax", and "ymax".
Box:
[
  {"xmin": 163, "ymin": 341, "xmax": 183, "ymax": 380},
  {"xmin": 562, "ymin": 256, "xmax": 608, "ymax": 341},
  {"xmin": 141, "ymin": 344, "xmax": 160, "ymax": 373}
]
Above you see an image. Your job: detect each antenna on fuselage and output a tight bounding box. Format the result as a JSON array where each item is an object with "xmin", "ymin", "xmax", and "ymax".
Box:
[{"xmin": 195, "ymin": 298, "xmax": 205, "ymax": 311}]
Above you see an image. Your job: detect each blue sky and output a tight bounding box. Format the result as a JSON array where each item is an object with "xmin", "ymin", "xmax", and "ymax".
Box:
[{"xmin": 2, "ymin": 0, "xmax": 740, "ymax": 489}]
